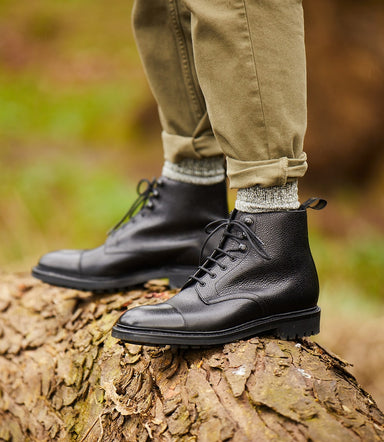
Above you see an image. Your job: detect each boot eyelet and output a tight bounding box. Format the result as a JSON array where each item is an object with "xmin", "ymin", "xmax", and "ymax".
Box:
[
  {"xmin": 239, "ymin": 244, "xmax": 247, "ymax": 252},
  {"xmin": 200, "ymin": 281, "xmax": 206, "ymax": 287},
  {"xmin": 221, "ymin": 265, "xmax": 227, "ymax": 270},
  {"xmin": 153, "ymin": 190, "xmax": 160, "ymax": 198},
  {"xmin": 210, "ymin": 273, "xmax": 217, "ymax": 279},
  {"xmin": 157, "ymin": 179, "xmax": 164, "ymax": 187},
  {"xmin": 244, "ymin": 217, "xmax": 253, "ymax": 226},
  {"xmin": 230, "ymin": 257, "xmax": 237, "ymax": 262}
]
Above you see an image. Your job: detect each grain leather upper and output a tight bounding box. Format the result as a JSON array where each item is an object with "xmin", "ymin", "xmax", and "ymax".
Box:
[
  {"xmin": 36, "ymin": 177, "xmax": 228, "ymax": 278},
  {"xmin": 117, "ymin": 207, "xmax": 320, "ymax": 332}
]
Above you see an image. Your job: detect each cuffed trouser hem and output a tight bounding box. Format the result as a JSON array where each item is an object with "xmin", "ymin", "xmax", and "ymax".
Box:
[
  {"xmin": 162, "ymin": 131, "xmax": 223, "ymax": 163},
  {"xmin": 227, "ymin": 153, "xmax": 308, "ymax": 189}
]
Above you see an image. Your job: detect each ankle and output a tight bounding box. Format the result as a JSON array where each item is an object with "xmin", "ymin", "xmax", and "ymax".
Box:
[
  {"xmin": 235, "ymin": 180, "xmax": 300, "ymax": 213},
  {"xmin": 162, "ymin": 156, "xmax": 225, "ymax": 185}
]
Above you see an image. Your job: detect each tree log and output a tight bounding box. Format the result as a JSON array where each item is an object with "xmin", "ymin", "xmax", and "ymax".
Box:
[{"xmin": 0, "ymin": 273, "xmax": 383, "ymax": 441}]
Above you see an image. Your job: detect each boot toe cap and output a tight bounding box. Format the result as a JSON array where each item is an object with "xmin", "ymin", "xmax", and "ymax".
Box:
[
  {"xmin": 118, "ymin": 304, "xmax": 185, "ymax": 330},
  {"xmin": 37, "ymin": 249, "xmax": 82, "ymax": 274}
]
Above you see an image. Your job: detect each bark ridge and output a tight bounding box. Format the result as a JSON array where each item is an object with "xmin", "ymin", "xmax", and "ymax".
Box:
[{"xmin": 0, "ymin": 273, "xmax": 383, "ymax": 441}]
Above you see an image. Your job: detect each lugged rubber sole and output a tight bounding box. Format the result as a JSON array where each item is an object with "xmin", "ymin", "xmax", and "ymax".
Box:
[
  {"xmin": 111, "ymin": 306, "xmax": 321, "ymax": 346},
  {"xmin": 31, "ymin": 265, "xmax": 195, "ymax": 293}
]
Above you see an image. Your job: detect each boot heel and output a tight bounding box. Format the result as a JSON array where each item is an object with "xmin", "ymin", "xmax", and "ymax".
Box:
[{"xmin": 275, "ymin": 309, "xmax": 321, "ymax": 340}]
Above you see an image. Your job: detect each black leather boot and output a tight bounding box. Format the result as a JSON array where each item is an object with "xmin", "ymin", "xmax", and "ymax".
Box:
[
  {"xmin": 112, "ymin": 198, "xmax": 326, "ymax": 346},
  {"xmin": 32, "ymin": 177, "xmax": 228, "ymax": 292}
]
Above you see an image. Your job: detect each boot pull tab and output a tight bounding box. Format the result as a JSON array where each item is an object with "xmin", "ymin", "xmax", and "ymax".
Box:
[{"xmin": 300, "ymin": 198, "xmax": 327, "ymax": 211}]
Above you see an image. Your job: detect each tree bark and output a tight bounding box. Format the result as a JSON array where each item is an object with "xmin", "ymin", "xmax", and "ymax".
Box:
[{"xmin": 0, "ymin": 273, "xmax": 383, "ymax": 441}]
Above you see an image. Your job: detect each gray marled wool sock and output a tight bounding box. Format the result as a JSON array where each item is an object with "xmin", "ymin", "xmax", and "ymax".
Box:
[
  {"xmin": 235, "ymin": 181, "xmax": 300, "ymax": 213},
  {"xmin": 162, "ymin": 156, "xmax": 225, "ymax": 185}
]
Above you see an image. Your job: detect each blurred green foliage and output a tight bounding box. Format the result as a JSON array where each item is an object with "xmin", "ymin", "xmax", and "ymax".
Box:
[
  {"xmin": 0, "ymin": 72, "xmax": 144, "ymax": 145},
  {"xmin": 313, "ymin": 232, "xmax": 384, "ymax": 313},
  {"xmin": 0, "ymin": 155, "xmax": 137, "ymax": 269},
  {"xmin": 0, "ymin": 0, "xmax": 149, "ymax": 147},
  {"xmin": 0, "ymin": 0, "xmax": 383, "ymax": 317}
]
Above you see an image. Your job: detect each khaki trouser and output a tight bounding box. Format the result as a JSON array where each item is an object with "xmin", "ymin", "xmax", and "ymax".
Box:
[{"xmin": 133, "ymin": 0, "xmax": 308, "ymax": 188}]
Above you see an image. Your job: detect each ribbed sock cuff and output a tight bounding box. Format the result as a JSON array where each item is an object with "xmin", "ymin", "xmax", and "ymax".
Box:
[
  {"xmin": 235, "ymin": 181, "xmax": 300, "ymax": 213},
  {"xmin": 162, "ymin": 156, "xmax": 225, "ymax": 185}
]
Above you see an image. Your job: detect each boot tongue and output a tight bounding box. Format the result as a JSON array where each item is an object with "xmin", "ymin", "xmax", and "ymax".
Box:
[
  {"xmin": 224, "ymin": 210, "xmax": 270, "ymax": 260},
  {"xmin": 230, "ymin": 209, "xmax": 239, "ymax": 220},
  {"xmin": 209, "ymin": 210, "xmax": 245, "ymax": 262},
  {"xmin": 205, "ymin": 209, "xmax": 241, "ymax": 251},
  {"xmin": 182, "ymin": 211, "xmax": 242, "ymax": 289}
]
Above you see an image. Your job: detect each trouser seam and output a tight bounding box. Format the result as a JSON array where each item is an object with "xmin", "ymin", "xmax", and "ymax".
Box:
[
  {"xmin": 241, "ymin": 0, "xmax": 270, "ymax": 159},
  {"xmin": 191, "ymin": 111, "xmax": 214, "ymax": 159},
  {"xmin": 279, "ymin": 157, "xmax": 288, "ymax": 186},
  {"xmin": 169, "ymin": 0, "xmax": 206, "ymax": 123}
]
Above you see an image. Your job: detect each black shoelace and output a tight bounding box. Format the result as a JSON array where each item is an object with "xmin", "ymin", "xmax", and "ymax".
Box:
[
  {"xmin": 108, "ymin": 177, "xmax": 163, "ymax": 235},
  {"xmin": 190, "ymin": 216, "xmax": 271, "ymax": 287}
]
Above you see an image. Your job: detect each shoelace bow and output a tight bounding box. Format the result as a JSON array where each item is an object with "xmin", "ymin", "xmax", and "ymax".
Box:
[
  {"xmin": 190, "ymin": 216, "xmax": 271, "ymax": 286},
  {"xmin": 108, "ymin": 177, "xmax": 162, "ymax": 234}
]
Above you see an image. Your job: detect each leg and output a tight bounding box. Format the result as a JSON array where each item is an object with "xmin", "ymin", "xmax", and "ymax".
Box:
[
  {"xmin": 185, "ymin": 0, "xmax": 308, "ymax": 189},
  {"xmin": 134, "ymin": 0, "xmax": 229, "ymax": 185},
  {"xmin": 113, "ymin": 0, "xmax": 327, "ymax": 345},
  {"xmin": 32, "ymin": 0, "xmax": 229, "ymax": 292},
  {"xmin": 132, "ymin": 0, "xmax": 224, "ymax": 169}
]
